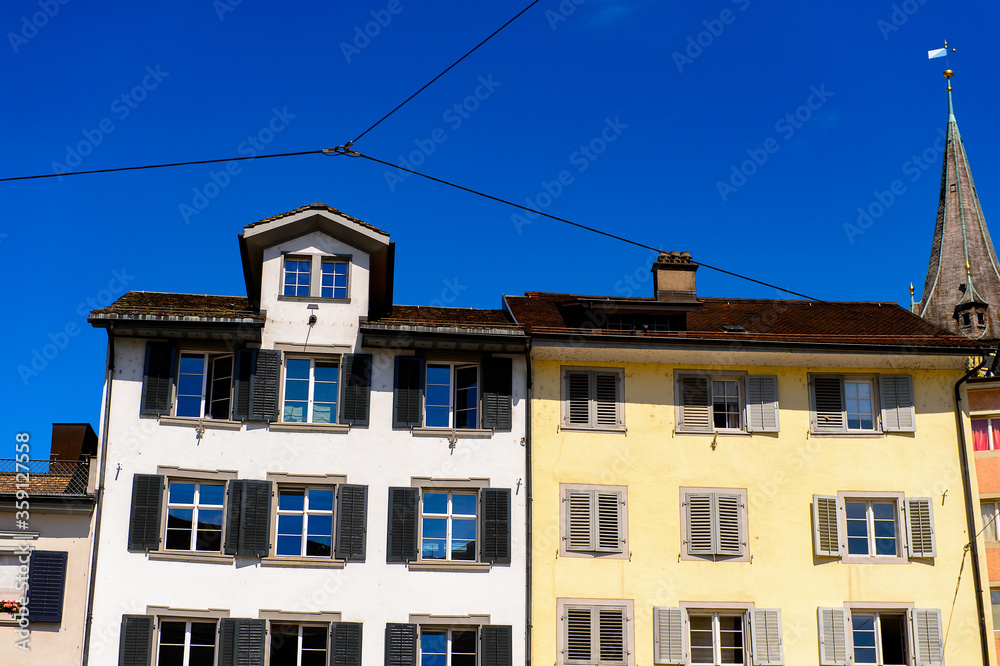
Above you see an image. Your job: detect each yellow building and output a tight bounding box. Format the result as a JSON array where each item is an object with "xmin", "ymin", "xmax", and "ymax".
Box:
[{"xmin": 506, "ymin": 255, "xmax": 993, "ymax": 666}]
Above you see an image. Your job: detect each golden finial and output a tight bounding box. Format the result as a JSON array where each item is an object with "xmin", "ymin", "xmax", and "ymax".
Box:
[
  {"xmin": 966, "ymin": 261, "xmax": 972, "ymax": 275},
  {"xmin": 909, "ymin": 283, "xmax": 914, "ymax": 295}
]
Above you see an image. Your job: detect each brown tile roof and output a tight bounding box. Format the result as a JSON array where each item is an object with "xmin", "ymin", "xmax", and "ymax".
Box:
[
  {"xmin": 246, "ymin": 202, "xmax": 389, "ymax": 237},
  {"xmin": 368, "ymin": 305, "xmax": 520, "ymax": 330},
  {"xmin": 90, "ymin": 292, "xmax": 264, "ymax": 321},
  {"xmin": 0, "ymin": 460, "xmax": 91, "ymax": 496},
  {"xmin": 504, "ymin": 293, "xmax": 989, "ymax": 349}
]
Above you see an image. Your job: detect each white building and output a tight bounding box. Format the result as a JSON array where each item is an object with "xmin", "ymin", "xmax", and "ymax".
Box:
[{"xmin": 85, "ymin": 203, "xmax": 527, "ymax": 666}]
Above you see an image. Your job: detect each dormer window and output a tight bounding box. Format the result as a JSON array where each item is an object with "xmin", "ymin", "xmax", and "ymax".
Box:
[
  {"xmin": 283, "ymin": 257, "xmax": 311, "ymax": 297},
  {"xmin": 978, "ymin": 312, "xmax": 987, "ymax": 327},
  {"xmin": 961, "ymin": 312, "xmax": 972, "ymax": 328},
  {"xmin": 281, "ymin": 254, "xmax": 351, "ymax": 301}
]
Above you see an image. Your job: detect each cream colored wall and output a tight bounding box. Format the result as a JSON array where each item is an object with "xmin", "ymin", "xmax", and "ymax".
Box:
[
  {"xmin": 0, "ymin": 509, "xmax": 94, "ymax": 665},
  {"xmin": 531, "ymin": 348, "xmax": 987, "ymax": 666}
]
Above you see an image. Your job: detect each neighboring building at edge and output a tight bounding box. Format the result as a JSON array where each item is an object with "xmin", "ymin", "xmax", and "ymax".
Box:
[
  {"xmin": 505, "ymin": 251, "xmax": 994, "ymax": 666},
  {"xmin": 911, "ymin": 76, "xmax": 1000, "ymax": 663},
  {"xmin": 84, "ymin": 203, "xmax": 527, "ymax": 666},
  {"xmin": 0, "ymin": 423, "xmax": 98, "ymax": 664}
]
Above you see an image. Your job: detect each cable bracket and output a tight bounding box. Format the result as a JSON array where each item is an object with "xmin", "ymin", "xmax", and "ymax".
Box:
[{"xmin": 325, "ymin": 141, "xmax": 360, "ymax": 157}]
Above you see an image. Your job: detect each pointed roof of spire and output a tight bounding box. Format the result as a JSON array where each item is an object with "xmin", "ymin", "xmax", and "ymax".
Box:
[{"xmin": 917, "ymin": 78, "xmax": 1000, "ymax": 340}]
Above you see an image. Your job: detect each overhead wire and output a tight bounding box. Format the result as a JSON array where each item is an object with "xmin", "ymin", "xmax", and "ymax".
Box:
[{"xmin": 348, "ymin": 0, "xmax": 540, "ymax": 146}]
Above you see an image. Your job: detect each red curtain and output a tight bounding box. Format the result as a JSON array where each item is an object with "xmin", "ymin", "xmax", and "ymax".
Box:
[{"xmin": 973, "ymin": 419, "xmax": 990, "ymax": 451}]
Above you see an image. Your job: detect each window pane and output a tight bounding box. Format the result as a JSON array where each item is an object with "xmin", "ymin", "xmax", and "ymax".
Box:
[
  {"xmin": 452, "ymin": 519, "xmax": 477, "ymax": 541},
  {"xmin": 421, "ymin": 629, "xmax": 447, "ymax": 653},
  {"xmin": 852, "ymin": 614, "xmax": 877, "ymax": 664},
  {"xmin": 159, "ymin": 621, "xmax": 185, "ymax": 645},
  {"xmin": 167, "ymin": 508, "xmax": 193, "ymax": 530},
  {"xmin": 974, "ymin": 419, "xmax": 991, "ymax": 451},
  {"xmin": 169, "ymin": 483, "xmax": 195, "ymax": 504},
  {"xmin": 308, "ymin": 515, "xmax": 332, "ymax": 536},
  {"xmin": 190, "ymin": 622, "xmax": 216, "ymax": 645},
  {"xmin": 309, "ymin": 489, "xmax": 334, "ymax": 511},
  {"xmin": 452, "ymin": 539, "xmax": 476, "ymax": 560},
  {"xmin": 284, "ymin": 380, "xmax": 309, "ymax": 402},
  {"xmin": 198, "ymin": 509, "xmax": 223, "ymax": 530},
  {"xmin": 188, "ymin": 646, "xmax": 215, "ymax": 666},
  {"xmin": 452, "ymin": 494, "xmax": 477, "ymax": 516},
  {"xmin": 425, "ymin": 406, "xmax": 450, "ymax": 428},
  {"xmin": 983, "ymin": 503, "xmax": 999, "ymax": 542},
  {"xmin": 991, "ymin": 590, "xmax": 1000, "ymax": 631},
  {"xmin": 279, "ymin": 490, "xmax": 305, "ymax": 511},
  {"xmin": 157, "ymin": 645, "xmax": 184, "ymax": 665},
  {"xmin": 199, "ymin": 484, "xmax": 224, "ymax": 505},
  {"xmin": 279, "ymin": 515, "xmax": 304, "ymax": 535},
  {"xmin": 286, "ymin": 359, "xmax": 311, "ymax": 379},
  {"xmin": 422, "ymin": 518, "xmax": 447, "ymax": 539},
  {"xmin": 311, "ymin": 403, "xmax": 333, "ymax": 424},
  {"xmin": 423, "ymin": 493, "xmax": 448, "ymax": 514},
  {"xmin": 879, "ymin": 614, "xmax": 906, "ymax": 664},
  {"xmin": 276, "ymin": 535, "xmax": 300, "ymax": 556},
  {"xmin": 283, "ymin": 402, "xmax": 307, "ymax": 422},
  {"xmin": 270, "ymin": 623, "xmax": 298, "ymax": 664},
  {"xmin": 305, "ymin": 536, "xmax": 331, "ymax": 556}
]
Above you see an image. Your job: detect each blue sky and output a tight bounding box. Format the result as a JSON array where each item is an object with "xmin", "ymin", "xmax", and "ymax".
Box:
[{"xmin": 3, "ymin": 0, "xmax": 999, "ymax": 458}]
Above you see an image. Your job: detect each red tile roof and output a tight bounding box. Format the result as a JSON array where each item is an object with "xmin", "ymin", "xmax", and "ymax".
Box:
[
  {"xmin": 246, "ymin": 202, "xmax": 389, "ymax": 237},
  {"xmin": 504, "ymin": 293, "xmax": 989, "ymax": 349}
]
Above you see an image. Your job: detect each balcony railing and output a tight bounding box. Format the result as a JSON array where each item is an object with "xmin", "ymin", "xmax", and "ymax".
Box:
[{"xmin": 0, "ymin": 459, "xmax": 91, "ymax": 496}]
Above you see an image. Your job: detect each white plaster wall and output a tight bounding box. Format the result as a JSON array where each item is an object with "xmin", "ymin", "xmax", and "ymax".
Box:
[
  {"xmin": 87, "ymin": 338, "xmax": 528, "ymax": 666},
  {"xmin": 258, "ymin": 231, "xmax": 372, "ymax": 349}
]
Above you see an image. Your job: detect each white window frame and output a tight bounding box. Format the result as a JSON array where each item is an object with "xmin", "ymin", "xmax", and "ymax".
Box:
[
  {"xmin": 0, "ymin": 553, "xmax": 21, "ymax": 602},
  {"xmin": 991, "ymin": 589, "xmax": 1000, "ymax": 638},
  {"xmin": 560, "ymin": 484, "xmax": 628, "ymax": 559},
  {"xmin": 280, "ymin": 356, "xmax": 340, "ymax": 424},
  {"xmin": 982, "ymin": 500, "xmax": 1000, "ymax": 542},
  {"xmin": 683, "ymin": 606, "xmax": 751, "ymax": 666},
  {"xmin": 424, "ymin": 362, "xmax": 480, "ymax": 429},
  {"xmin": 680, "ymin": 487, "xmax": 749, "ymax": 562},
  {"xmin": 155, "ymin": 618, "xmax": 218, "ymax": 666},
  {"xmin": 173, "ymin": 351, "xmax": 234, "ymax": 419},
  {"xmin": 419, "ymin": 488, "xmax": 480, "ymax": 563},
  {"xmin": 556, "ymin": 598, "xmax": 634, "ymax": 666},
  {"xmin": 320, "ymin": 257, "xmax": 350, "ymax": 300},
  {"xmin": 279, "ymin": 253, "xmax": 352, "ymax": 301},
  {"xmin": 418, "ymin": 625, "xmax": 479, "ymax": 666},
  {"xmin": 267, "ymin": 622, "xmax": 328, "ymax": 665},
  {"xmin": 838, "ymin": 492, "xmax": 906, "ymax": 565},
  {"xmin": 274, "ymin": 486, "xmax": 336, "ymax": 558},
  {"xmin": 675, "ymin": 372, "xmax": 747, "ymax": 433},
  {"xmin": 163, "ymin": 479, "xmax": 226, "ymax": 553},
  {"xmin": 844, "ymin": 606, "xmax": 913, "ymax": 666},
  {"xmin": 810, "ymin": 374, "xmax": 879, "ymax": 434},
  {"xmin": 560, "ymin": 367, "xmax": 625, "ymax": 431},
  {"xmin": 281, "ymin": 255, "xmax": 312, "ymax": 298}
]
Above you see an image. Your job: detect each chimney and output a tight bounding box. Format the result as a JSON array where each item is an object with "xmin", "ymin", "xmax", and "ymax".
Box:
[
  {"xmin": 50, "ymin": 423, "xmax": 98, "ymax": 462},
  {"xmin": 651, "ymin": 251, "xmax": 698, "ymax": 302}
]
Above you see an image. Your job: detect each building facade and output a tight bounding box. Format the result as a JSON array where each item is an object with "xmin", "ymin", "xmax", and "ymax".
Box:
[
  {"xmin": 0, "ymin": 423, "xmax": 98, "ymax": 664},
  {"xmin": 507, "ymin": 254, "xmax": 993, "ymax": 666},
  {"xmin": 85, "ymin": 204, "xmax": 527, "ymax": 666}
]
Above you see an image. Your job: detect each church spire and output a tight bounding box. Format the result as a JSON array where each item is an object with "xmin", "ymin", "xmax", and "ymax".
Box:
[{"xmin": 916, "ymin": 63, "xmax": 1000, "ymax": 339}]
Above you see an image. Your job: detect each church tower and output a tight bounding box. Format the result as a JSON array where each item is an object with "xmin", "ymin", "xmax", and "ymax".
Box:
[{"xmin": 915, "ymin": 69, "xmax": 1000, "ymax": 340}]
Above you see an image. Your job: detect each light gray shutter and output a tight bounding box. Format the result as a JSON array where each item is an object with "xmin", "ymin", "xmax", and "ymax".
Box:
[
  {"xmin": 566, "ymin": 372, "xmax": 591, "ymax": 426},
  {"xmin": 812, "ymin": 376, "xmax": 845, "ymax": 432},
  {"xmin": 653, "ymin": 607, "xmax": 683, "ymax": 664},
  {"xmin": 910, "ymin": 608, "xmax": 944, "ymax": 666},
  {"xmin": 594, "ymin": 372, "xmax": 621, "ymax": 427},
  {"xmin": 566, "ymin": 490, "xmax": 595, "ymax": 551},
  {"xmin": 812, "ymin": 495, "xmax": 841, "ymax": 557},
  {"xmin": 880, "ymin": 375, "xmax": 916, "ymax": 432},
  {"xmin": 817, "ymin": 607, "xmax": 848, "ymax": 665},
  {"xmin": 596, "ymin": 606, "xmax": 626, "ymax": 664},
  {"xmin": 716, "ymin": 493, "xmax": 743, "ymax": 556},
  {"xmin": 685, "ymin": 493, "xmax": 715, "ymax": 555},
  {"xmin": 906, "ymin": 498, "xmax": 936, "ymax": 558},
  {"xmin": 680, "ymin": 376, "xmax": 711, "ymax": 431},
  {"xmin": 565, "ymin": 606, "xmax": 594, "ymax": 662},
  {"xmin": 746, "ymin": 375, "xmax": 779, "ymax": 432},
  {"xmin": 595, "ymin": 491, "xmax": 623, "ymax": 553},
  {"xmin": 751, "ymin": 609, "xmax": 783, "ymax": 665}
]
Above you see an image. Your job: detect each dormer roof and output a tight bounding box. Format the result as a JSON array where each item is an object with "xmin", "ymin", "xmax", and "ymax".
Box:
[{"xmin": 239, "ymin": 202, "xmax": 394, "ymax": 315}]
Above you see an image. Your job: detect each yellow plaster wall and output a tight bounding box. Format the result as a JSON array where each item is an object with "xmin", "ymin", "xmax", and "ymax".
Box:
[{"xmin": 530, "ymin": 352, "xmax": 988, "ymax": 666}]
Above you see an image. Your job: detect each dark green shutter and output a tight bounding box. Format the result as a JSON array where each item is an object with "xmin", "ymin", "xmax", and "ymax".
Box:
[
  {"xmin": 392, "ymin": 357, "xmax": 423, "ymax": 428},
  {"xmin": 250, "ymin": 349, "xmax": 280, "ymax": 422},
  {"xmin": 220, "ymin": 618, "xmax": 266, "ymax": 666},
  {"xmin": 140, "ymin": 341, "xmax": 174, "ymax": 416},
  {"xmin": 384, "ymin": 623, "xmax": 417, "ymax": 666},
  {"xmin": 335, "ymin": 484, "xmax": 368, "ymax": 561},
  {"xmin": 225, "ymin": 480, "xmax": 272, "ymax": 557},
  {"xmin": 331, "ymin": 622, "xmax": 363, "ymax": 666},
  {"xmin": 224, "ymin": 480, "xmax": 246, "ymax": 555},
  {"xmin": 481, "ymin": 625, "xmax": 513, "ymax": 666},
  {"xmin": 119, "ymin": 614, "xmax": 154, "ymax": 666},
  {"xmin": 481, "ymin": 488, "xmax": 511, "ymax": 564},
  {"xmin": 232, "ymin": 349, "xmax": 256, "ymax": 420},
  {"xmin": 386, "ymin": 487, "xmax": 418, "ymax": 562},
  {"xmin": 27, "ymin": 550, "xmax": 66, "ymax": 622},
  {"xmin": 340, "ymin": 354, "xmax": 373, "ymax": 426},
  {"xmin": 128, "ymin": 474, "xmax": 163, "ymax": 551},
  {"xmin": 482, "ymin": 357, "xmax": 513, "ymax": 430}
]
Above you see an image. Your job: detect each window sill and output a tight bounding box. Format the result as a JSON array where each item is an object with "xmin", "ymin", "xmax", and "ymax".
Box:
[
  {"xmin": 809, "ymin": 431, "xmax": 885, "ymax": 438},
  {"xmin": 269, "ymin": 422, "xmax": 350, "ymax": 433},
  {"xmin": 147, "ymin": 551, "xmax": 233, "ymax": 564},
  {"xmin": 158, "ymin": 416, "xmax": 242, "ymax": 430},
  {"xmin": 0, "ymin": 618, "xmax": 20, "ymax": 627},
  {"xmin": 410, "ymin": 427, "xmax": 493, "ymax": 439},
  {"xmin": 559, "ymin": 424, "xmax": 626, "ymax": 434},
  {"xmin": 974, "ymin": 450, "xmax": 1000, "ymax": 458},
  {"xmin": 407, "ymin": 561, "xmax": 492, "ymax": 572},
  {"xmin": 260, "ymin": 557, "xmax": 346, "ymax": 569},
  {"xmin": 674, "ymin": 429, "xmax": 752, "ymax": 437},
  {"xmin": 840, "ymin": 555, "xmax": 909, "ymax": 565},
  {"xmin": 277, "ymin": 295, "xmax": 351, "ymax": 304},
  {"xmin": 561, "ymin": 549, "xmax": 628, "ymax": 560}
]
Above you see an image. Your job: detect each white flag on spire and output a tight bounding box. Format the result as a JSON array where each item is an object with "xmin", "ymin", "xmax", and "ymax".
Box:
[{"xmin": 928, "ymin": 48, "xmax": 947, "ymax": 59}]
